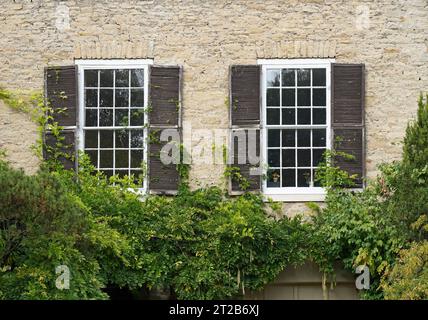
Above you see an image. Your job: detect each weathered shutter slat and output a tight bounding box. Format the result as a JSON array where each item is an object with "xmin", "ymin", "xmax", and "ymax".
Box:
[
  {"xmin": 150, "ymin": 66, "xmax": 180, "ymax": 127},
  {"xmin": 332, "ymin": 64, "xmax": 365, "ymax": 187},
  {"xmin": 148, "ymin": 66, "xmax": 182, "ymax": 194},
  {"xmin": 229, "ymin": 65, "xmax": 261, "ymax": 193},
  {"xmin": 43, "ymin": 65, "xmax": 78, "ymax": 170},
  {"xmin": 231, "ymin": 128, "xmax": 261, "ymax": 191},
  {"xmin": 231, "ymin": 65, "xmax": 261, "ymax": 126},
  {"xmin": 148, "ymin": 128, "xmax": 180, "ymax": 194}
]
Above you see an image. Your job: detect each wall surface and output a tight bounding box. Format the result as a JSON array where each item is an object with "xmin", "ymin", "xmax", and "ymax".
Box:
[
  {"xmin": 1, "ymin": 0, "xmax": 428, "ymax": 216},
  {"xmin": 246, "ymin": 261, "xmax": 359, "ymax": 300}
]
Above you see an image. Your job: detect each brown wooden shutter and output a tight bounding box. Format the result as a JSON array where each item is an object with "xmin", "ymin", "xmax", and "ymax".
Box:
[
  {"xmin": 229, "ymin": 65, "xmax": 261, "ymax": 193},
  {"xmin": 148, "ymin": 66, "xmax": 182, "ymax": 194},
  {"xmin": 331, "ymin": 64, "xmax": 365, "ymax": 187},
  {"xmin": 43, "ymin": 65, "xmax": 78, "ymax": 170}
]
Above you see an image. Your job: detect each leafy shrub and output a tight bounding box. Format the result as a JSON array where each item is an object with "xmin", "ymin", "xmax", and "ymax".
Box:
[
  {"xmin": 58, "ymin": 155, "xmax": 310, "ymax": 299},
  {"xmin": 309, "ymin": 94, "xmax": 428, "ymax": 299},
  {"xmin": 381, "ymin": 241, "xmax": 428, "ymax": 299},
  {"xmin": 381, "ymin": 215, "xmax": 428, "ymax": 299},
  {"xmin": 0, "ymin": 154, "xmax": 310, "ymax": 300},
  {"xmin": 2, "ymin": 90, "xmax": 428, "ymax": 300},
  {"xmin": 0, "ymin": 159, "xmax": 123, "ymax": 299}
]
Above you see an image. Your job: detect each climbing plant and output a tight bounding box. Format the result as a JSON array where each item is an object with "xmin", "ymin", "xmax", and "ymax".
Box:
[{"xmin": 1, "ymin": 90, "xmax": 428, "ymax": 300}]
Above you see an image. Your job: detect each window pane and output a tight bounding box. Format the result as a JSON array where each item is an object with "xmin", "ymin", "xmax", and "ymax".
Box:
[
  {"xmin": 85, "ymin": 150, "xmax": 97, "ymax": 167},
  {"xmin": 282, "ymin": 169, "xmax": 296, "ymax": 187},
  {"xmin": 131, "ymin": 150, "xmax": 144, "ymax": 168},
  {"xmin": 131, "ymin": 89, "xmax": 144, "ymax": 108},
  {"xmin": 115, "ymin": 150, "xmax": 129, "ymax": 168},
  {"xmin": 85, "ymin": 130, "xmax": 98, "ymax": 148},
  {"xmin": 85, "ymin": 109, "xmax": 97, "ymax": 127},
  {"xmin": 313, "ymin": 69, "xmax": 326, "ymax": 86},
  {"xmin": 130, "ymin": 109, "xmax": 145, "ymax": 126},
  {"xmin": 267, "ymin": 108, "xmax": 280, "ymax": 125},
  {"xmin": 85, "ymin": 70, "xmax": 98, "ymax": 87},
  {"xmin": 313, "ymin": 149, "xmax": 325, "ymax": 166},
  {"xmin": 297, "ymin": 169, "xmax": 311, "ymax": 187},
  {"xmin": 115, "ymin": 89, "xmax": 129, "ymax": 108},
  {"xmin": 115, "ymin": 129, "xmax": 129, "ymax": 148},
  {"xmin": 99, "ymin": 130, "xmax": 113, "ymax": 148},
  {"xmin": 267, "ymin": 169, "xmax": 280, "ymax": 188},
  {"xmin": 130, "ymin": 130, "xmax": 144, "ymax": 148},
  {"xmin": 297, "ymin": 89, "xmax": 310, "ymax": 106},
  {"xmin": 282, "ymin": 129, "xmax": 295, "ymax": 147},
  {"xmin": 102, "ymin": 170, "xmax": 114, "ymax": 180},
  {"xmin": 297, "ymin": 108, "xmax": 311, "ymax": 124},
  {"xmin": 115, "ymin": 109, "xmax": 129, "ymax": 127},
  {"xmin": 131, "ymin": 69, "xmax": 144, "ymax": 87},
  {"xmin": 282, "ymin": 69, "xmax": 295, "ymax": 86},
  {"xmin": 115, "ymin": 69, "xmax": 129, "ymax": 87},
  {"xmin": 313, "ymin": 129, "xmax": 326, "ymax": 147},
  {"xmin": 313, "ymin": 108, "xmax": 326, "ymax": 124},
  {"xmin": 282, "ymin": 149, "xmax": 295, "ymax": 167},
  {"xmin": 297, "ymin": 130, "xmax": 311, "ymax": 147},
  {"xmin": 268, "ymin": 129, "xmax": 280, "ymax": 147},
  {"xmin": 263, "ymin": 66, "xmax": 329, "ymax": 190},
  {"xmin": 268, "ymin": 149, "xmax": 280, "ymax": 167},
  {"xmin": 297, "ymin": 69, "xmax": 310, "ymax": 86},
  {"xmin": 116, "ymin": 170, "xmax": 129, "ymax": 179},
  {"xmin": 267, "ymin": 89, "xmax": 280, "ymax": 106},
  {"xmin": 99, "ymin": 109, "xmax": 113, "ymax": 126},
  {"xmin": 313, "ymin": 169, "xmax": 322, "ymax": 187},
  {"xmin": 282, "ymin": 89, "xmax": 295, "ymax": 106},
  {"xmin": 266, "ymin": 69, "xmax": 280, "ymax": 87},
  {"xmin": 282, "ymin": 108, "xmax": 295, "ymax": 125},
  {"xmin": 100, "ymin": 69, "xmax": 113, "ymax": 87},
  {"xmin": 297, "ymin": 149, "xmax": 311, "ymax": 167},
  {"xmin": 313, "ymin": 88, "xmax": 326, "ymax": 106},
  {"xmin": 131, "ymin": 169, "xmax": 144, "ymax": 185},
  {"xmin": 85, "ymin": 89, "xmax": 97, "ymax": 108},
  {"xmin": 99, "ymin": 89, "xmax": 113, "ymax": 108},
  {"xmin": 99, "ymin": 150, "xmax": 113, "ymax": 168}
]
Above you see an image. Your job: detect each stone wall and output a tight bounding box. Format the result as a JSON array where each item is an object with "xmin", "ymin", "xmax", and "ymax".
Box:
[{"xmin": 0, "ymin": 0, "xmax": 427, "ymax": 215}]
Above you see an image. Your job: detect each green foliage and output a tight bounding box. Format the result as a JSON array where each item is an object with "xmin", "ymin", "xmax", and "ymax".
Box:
[
  {"xmin": 314, "ymin": 147, "xmax": 358, "ymax": 190},
  {"xmin": 0, "ymin": 160, "xmax": 122, "ymax": 299},
  {"xmin": 381, "ymin": 241, "xmax": 428, "ymax": 299},
  {"xmin": 2, "ymin": 90, "xmax": 428, "ymax": 300},
  {"xmin": 0, "ymin": 88, "xmax": 43, "ymax": 121},
  {"xmin": 309, "ymin": 94, "xmax": 428, "ymax": 299},
  {"xmin": 0, "ymin": 154, "xmax": 309, "ymax": 300},
  {"xmin": 403, "ymin": 94, "xmax": 428, "ymax": 169},
  {"xmin": 309, "ymin": 183, "xmax": 405, "ymax": 299},
  {"xmin": 224, "ymin": 166, "xmax": 250, "ymax": 191},
  {"xmin": 66, "ymin": 156, "xmax": 309, "ymax": 299},
  {"xmin": 381, "ymin": 216, "xmax": 428, "ymax": 299}
]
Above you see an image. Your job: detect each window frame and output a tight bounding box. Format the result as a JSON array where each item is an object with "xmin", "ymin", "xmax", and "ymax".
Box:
[
  {"xmin": 75, "ymin": 59, "xmax": 153, "ymax": 194},
  {"xmin": 258, "ymin": 59, "xmax": 335, "ymax": 202}
]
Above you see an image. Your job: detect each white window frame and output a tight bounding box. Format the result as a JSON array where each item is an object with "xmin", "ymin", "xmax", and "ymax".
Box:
[
  {"xmin": 258, "ymin": 59, "xmax": 335, "ymax": 202},
  {"xmin": 75, "ymin": 59, "xmax": 153, "ymax": 195}
]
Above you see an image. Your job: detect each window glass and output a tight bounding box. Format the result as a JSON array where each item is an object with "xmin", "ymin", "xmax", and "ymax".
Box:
[
  {"xmin": 265, "ymin": 66, "xmax": 328, "ymax": 189},
  {"xmin": 83, "ymin": 68, "xmax": 146, "ymax": 187}
]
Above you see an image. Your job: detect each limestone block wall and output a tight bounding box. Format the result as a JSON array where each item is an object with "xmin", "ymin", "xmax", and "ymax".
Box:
[{"xmin": 0, "ymin": 0, "xmax": 427, "ymax": 215}]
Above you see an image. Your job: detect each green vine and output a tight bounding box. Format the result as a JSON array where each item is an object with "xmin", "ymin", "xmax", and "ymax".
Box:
[{"xmin": 224, "ymin": 166, "xmax": 251, "ymax": 191}]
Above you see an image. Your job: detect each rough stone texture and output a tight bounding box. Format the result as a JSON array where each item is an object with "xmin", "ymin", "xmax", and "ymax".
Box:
[
  {"xmin": 0, "ymin": 0, "xmax": 427, "ymax": 216},
  {"xmin": 0, "ymin": 101, "xmax": 40, "ymax": 174}
]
